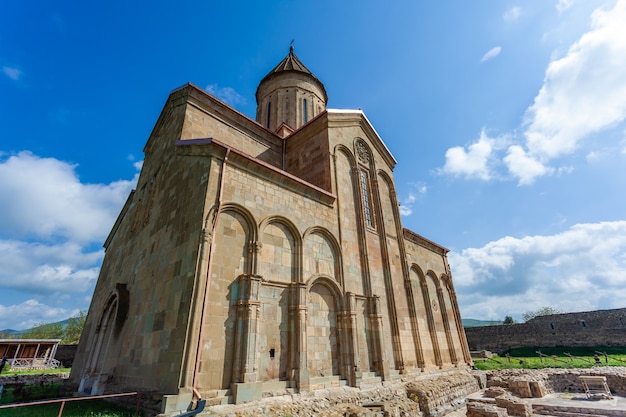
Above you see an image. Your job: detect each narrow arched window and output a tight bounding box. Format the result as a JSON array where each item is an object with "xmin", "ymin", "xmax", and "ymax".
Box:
[
  {"xmin": 360, "ymin": 170, "xmax": 373, "ymax": 228},
  {"xmin": 267, "ymin": 102, "xmax": 271, "ymax": 128},
  {"xmin": 303, "ymin": 98, "xmax": 308, "ymax": 124}
]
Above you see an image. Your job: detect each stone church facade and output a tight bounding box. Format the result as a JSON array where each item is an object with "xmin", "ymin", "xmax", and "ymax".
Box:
[{"xmin": 69, "ymin": 47, "xmax": 472, "ymax": 413}]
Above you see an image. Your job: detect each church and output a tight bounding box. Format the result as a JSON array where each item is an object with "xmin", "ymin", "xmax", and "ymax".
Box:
[{"xmin": 69, "ymin": 47, "xmax": 472, "ymax": 414}]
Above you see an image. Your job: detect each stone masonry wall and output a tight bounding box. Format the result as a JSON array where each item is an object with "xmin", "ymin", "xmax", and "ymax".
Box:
[{"xmin": 465, "ymin": 308, "xmax": 626, "ymax": 352}]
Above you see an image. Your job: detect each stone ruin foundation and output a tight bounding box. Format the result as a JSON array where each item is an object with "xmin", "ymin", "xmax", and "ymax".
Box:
[
  {"xmin": 7, "ymin": 367, "xmax": 626, "ymax": 416},
  {"xmin": 162, "ymin": 371, "xmax": 480, "ymax": 417},
  {"xmin": 467, "ymin": 367, "xmax": 626, "ymax": 417}
]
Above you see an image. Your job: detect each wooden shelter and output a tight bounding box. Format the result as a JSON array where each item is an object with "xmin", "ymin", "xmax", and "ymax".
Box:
[{"xmin": 0, "ymin": 339, "xmax": 61, "ymax": 370}]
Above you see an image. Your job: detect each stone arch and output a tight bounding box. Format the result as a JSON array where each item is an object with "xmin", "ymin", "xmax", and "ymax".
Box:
[
  {"xmin": 204, "ymin": 203, "xmax": 257, "ymax": 389},
  {"xmin": 79, "ymin": 287, "xmax": 123, "ymax": 395},
  {"xmin": 335, "ymin": 144, "xmax": 358, "ymax": 166},
  {"xmin": 302, "ymin": 227, "xmax": 342, "ymax": 288},
  {"xmin": 258, "ymin": 216, "xmax": 301, "ymax": 283},
  {"xmin": 334, "ymin": 145, "xmax": 366, "ymax": 295},
  {"xmin": 413, "ymin": 266, "xmax": 443, "ymax": 367},
  {"xmin": 256, "ymin": 216, "xmax": 300, "ymax": 383},
  {"xmin": 306, "ymin": 276, "xmax": 343, "ymax": 378},
  {"xmin": 376, "ymin": 172, "xmax": 397, "ymax": 236},
  {"xmin": 409, "ymin": 265, "xmax": 435, "ymax": 367},
  {"xmin": 425, "ymin": 271, "xmax": 449, "ymax": 366},
  {"xmin": 439, "ymin": 274, "xmax": 463, "ymax": 364},
  {"xmin": 219, "ymin": 204, "xmax": 258, "ymax": 249}
]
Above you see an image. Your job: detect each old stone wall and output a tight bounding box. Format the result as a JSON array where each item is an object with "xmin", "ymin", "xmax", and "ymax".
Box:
[{"xmin": 465, "ymin": 308, "xmax": 626, "ymax": 351}]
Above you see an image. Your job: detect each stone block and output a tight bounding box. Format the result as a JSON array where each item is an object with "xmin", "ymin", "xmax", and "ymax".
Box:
[
  {"xmin": 529, "ymin": 380, "xmax": 547, "ymax": 397},
  {"xmin": 494, "ymin": 396, "xmax": 532, "ymax": 417},
  {"xmin": 466, "ymin": 401, "xmax": 508, "ymax": 417},
  {"xmin": 231, "ymin": 381, "xmax": 262, "ymax": 403},
  {"xmin": 474, "ymin": 372, "xmax": 487, "ymax": 389},
  {"xmin": 484, "ymin": 386, "xmax": 507, "ymax": 398},
  {"xmin": 507, "ymin": 380, "xmax": 532, "ymax": 398},
  {"xmin": 161, "ymin": 391, "xmax": 192, "ymax": 414}
]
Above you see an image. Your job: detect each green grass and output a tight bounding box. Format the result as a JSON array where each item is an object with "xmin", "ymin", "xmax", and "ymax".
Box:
[
  {"xmin": 474, "ymin": 346, "xmax": 626, "ymax": 370},
  {"xmin": 0, "ymin": 368, "xmax": 71, "ymax": 377},
  {"xmin": 0, "ymin": 372, "xmax": 142, "ymax": 416},
  {"xmin": 0, "ymin": 398, "xmax": 141, "ymax": 417}
]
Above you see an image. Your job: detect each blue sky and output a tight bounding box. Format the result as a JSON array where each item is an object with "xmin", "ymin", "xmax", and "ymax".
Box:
[{"xmin": 2, "ymin": 0, "xmax": 626, "ymax": 329}]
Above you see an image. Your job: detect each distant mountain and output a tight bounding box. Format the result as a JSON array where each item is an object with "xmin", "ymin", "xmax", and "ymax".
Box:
[
  {"xmin": 0, "ymin": 328, "xmax": 25, "ymax": 337},
  {"xmin": 0, "ymin": 318, "xmax": 71, "ymax": 338},
  {"xmin": 463, "ymin": 318, "xmax": 503, "ymax": 327}
]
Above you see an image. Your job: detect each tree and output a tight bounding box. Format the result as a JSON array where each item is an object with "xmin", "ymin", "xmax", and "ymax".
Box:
[
  {"xmin": 17, "ymin": 311, "xmax": 87, "ymax": 344},
  {"xmin": 503, "ymin": 315, "xmax": 516, "ymax": 325},
  {"xmin": 20, "ymin": 322, "xmax": 64, "ymax": 340},
  {"xmin": 62, "ymin": 311, "xmax": 87, "ymax": 344},
  {"xmin": 522, "ymin": 306, "xmax": 564, "ymax": 322}
]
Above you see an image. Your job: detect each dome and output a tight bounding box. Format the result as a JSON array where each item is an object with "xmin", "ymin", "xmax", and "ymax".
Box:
[{"xmin": 255, "ymin": 47, "xmax": 327, "ymax": 133}]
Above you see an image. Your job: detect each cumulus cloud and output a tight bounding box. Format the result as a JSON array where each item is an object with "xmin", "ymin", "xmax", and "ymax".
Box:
[
  {"xmin": 440, "ymin": 130, "xmax": 504, "ymax": 180},
  {"xmin": 441, "ymin": 0, "xmax": 626, "ymax": 185},
  {"xmin": 0, "ymin": 300, "xmax": 78, "ymax": 331},
  {"xmin": 0, "ymin": 151, "xmax": 139, "ymax": 329},
  {"xmin": 523, "ymin": 0, "xmax": 626, "ymax": 163},
  {"xmin": 450, "ymin": 220, "xmax": 626, "ymax": 320},
  {"xmin": 480, "ymin": 46, "xmax": 502, "ymax": 63},
  {"xmin": 503, "ymin": 6, "xmax": 522, "ymax": 21},
  {"xmin": 205, "ymin": 84, "xmax": 246, "ymax": 107},
  {"xmin": 0, "ymin": 239, "xmax": 102, "ymax": 294},
  {"xmin": 0, "ymin": 151, "xmax": 136, "ymax": 242},
  {"xmin": 503, "ymin": 145, "xmax": 553, "ymax": 185},
  {"xmin": 2, "ymin": 66, "xmax": 21, "ymax": 81}
]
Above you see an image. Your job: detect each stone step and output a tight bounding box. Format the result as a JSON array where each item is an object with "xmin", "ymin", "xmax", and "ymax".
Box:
[
  {"xmin": 204, "ymin": 388, "xmax": 231, "ymax": 398},
  {"xmin": 205, "ymin": 395, "xmax": 233, "ymax": 406},
  {"xmin": 261, "ymin": 380, "xmax": 294, "ymax": 392},
  {"xmin": 309, "ymin": 375, "xmax": 347, "ymax": 390},
  {"xmin": 389, "ymin": 369, "xmax": 401, "ymax": 381},
  {"xmin": 357, "ymin": 377, "xmax": 382, "ymax": 387}
]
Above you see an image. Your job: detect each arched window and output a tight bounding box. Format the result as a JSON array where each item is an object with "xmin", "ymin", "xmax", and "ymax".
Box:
[
  {"xmin": 267, "ymin": 102, "xmax": 271, "ymax": 128},
  {"xmin": 360, "ymin": 170, "xmax": 373, "ymax": 228},
  {"xmin": 303, "ymin": 98, "xmax": 308, "ymax": 123}
]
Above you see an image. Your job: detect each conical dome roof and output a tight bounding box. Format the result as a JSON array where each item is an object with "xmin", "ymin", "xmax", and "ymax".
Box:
[
  {"xmin": 255, "ymin": 47, "xmax": 328, "ymax": 133},
  {"xmin": 256, "ymin": 47, "xmax": 327, "ymax": 104}
]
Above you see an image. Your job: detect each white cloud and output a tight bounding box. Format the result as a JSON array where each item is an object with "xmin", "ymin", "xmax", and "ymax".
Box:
[
  {"xmin": 0, "ymin": 300, "xmax": 77, "ymax": 330},
  {"xmin": 504, "ymin": 145, "xmax": 553, "ymax": 185},
  {"xmin": 450, "ymin": 220, "xmax": 626, "ymax": 320},
  {"xmin": 205, "ymin": 84, "xmax": 246, "ymax": 107},
  {"xmin": 503, "ymin": 6, "xmax": 522, "ymax": 21},
  {"xmin": 524, "ymin": 0, "xmax": 626, "ymax": 162},
  {"xmin": 440, "ymin": 130, "xmax": 499, "ymax": 180},
  {"xmin": 0, "ymin": 151, "xmax": 137, "ymax": 242},
  {"xmin": 399, "ymin": 195, "xmax": 415, "ymax": 216},
  {"xmin": 0, "ymin": 151, "xmax": 139, "ymax": 330},
  {"xmin": 2, "ymin": 66, "xmax": 21, "ymax": 81},
  {"xmin": 399, "ymin": 182, "xmax": 427, "ymax": 217},
  {"xmin": 480, "ymin": 46, "xmax": 502, "ymax": 63},
  {"xmin": 441, "ymin": 0, "xmax": 626, "ymax": 185},
  {"xmin": 0, "ymin": 239, "xmax": 101, "ymax": 294}
]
